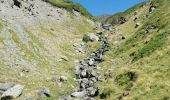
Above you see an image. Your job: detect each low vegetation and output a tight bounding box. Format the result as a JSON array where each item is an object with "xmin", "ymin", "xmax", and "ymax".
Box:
[
  {"xmin": 46, "ymin": 0, "xmax": 93, "ymax": 19},
  {"xmin": 97, "ymin": 0, "xmax": 170, "ymax": 99}
]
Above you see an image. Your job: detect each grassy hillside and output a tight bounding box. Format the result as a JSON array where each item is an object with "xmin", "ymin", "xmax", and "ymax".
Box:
[
  {"xmin": 101, "ymin": 1, "xmax": 146, "ymax": 25},
  {"xmin": 97, "ymin": 0, "xmax": 170, "ymax": 99},
  {"xmin": 46, "ymin": 0, "xmax": 93, "ymax": 19},
  {"xmin": 0, "ymin": 11, "xmax": 95, "ymax": 100}
]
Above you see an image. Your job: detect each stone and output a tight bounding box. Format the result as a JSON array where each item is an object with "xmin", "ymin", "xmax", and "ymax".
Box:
[
  {"xmin": 86, "ymin": 87, "xmax": 99, "ymax": 97},
  {"xmin": 37, "ymin": 88, "xmax": 51, "ymax": 100},
  {"xmin": 80, "ymin": 42, "xmax": 85, "ymax": 47},
  {"xmin": 135, "ymin": 23, "xmax": 140, "ymax": 28},
  {"xmin": 0, "ymin": 83, "xmax": 15, "ymax": 91},
  {"xmin": 121, "ymin": 36, "xmax": 126, "ymax": 40},
  {"xmin": 71, "ymin": 91, "xmax": 86, "ymax": 98},
  {"xmin": 96, "ymin": 31, "xmax": 103, "ymax": 35},
  {"xmin": 112, "ymin": 41, "xmax": 119, "ymax": 45},
  {"xmin": 88, "ymin": 33, "xmax": 99, "ymax": 42},
  {"xmin": 59, "ymin": 76, "xmax": 68, "ymax": 82},
  {"xmin": 1, "ymin": 84, "xmax": 24, "ymax": 100},
  {"xmin": 81, "ymin": 70, "xmax": 87, "ymax": 78},
  {"xmin": 90, "ymin": 70, "xmax": 96, "ymax": 77},
  {"xmin": 13, "ymin": 0, "xmax": 22, "ymax": 8},
  {"xmin": 146, "ymin": 25, "xmax": 157, "ymax": 33},
  {"xmin": 133, "ymin": 17, "xmax": 138, "ymax": 21},
  {"xmin": 119, "ymin": 17, "xmax": 127, "ymax": 24},
  {"xmin": 73, "ymin": 43, "xmax": 78, "ymax": 47},
  {"xmin": 149, "ymin": 6, "xmax": 156, "ymax": 12},
  {"xmin": 102, "ymin": 24, "xmax": 112, "ymax": 31},
  {"xmin": 88, "ymin": 59, "xmax": 95, "ymax": 66},
  {"xmin": 58, "ymin": 56, "xmax": 69, "ymax": 62},
  {"xmin": 80, "ymin": 78, "xmax": 88, "ymax": 89}
]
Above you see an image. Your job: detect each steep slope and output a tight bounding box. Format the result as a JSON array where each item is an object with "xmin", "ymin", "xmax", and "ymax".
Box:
[
  {"xmin": 46, "ymin": 0, "xmax": 93, "ymax": 19},
  {"xmin": 95, "ymin": 14, "xmax": 111, "ymax": 24},
  {"xmin": 96, "ymin": 0, "xmax": 170, "ymax": 99},
  {"xmin": 0, "ymin": 0, "xmax": 96, "ymax": 99}
]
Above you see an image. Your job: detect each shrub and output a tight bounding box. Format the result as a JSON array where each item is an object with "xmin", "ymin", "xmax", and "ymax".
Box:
[
  {"xmin": 82, "ymin": 33, "xmax": 92, "ymax": 42},
  {"xmin": 115, "ymin": 71, "xmax": 137, "ymax": 86}
]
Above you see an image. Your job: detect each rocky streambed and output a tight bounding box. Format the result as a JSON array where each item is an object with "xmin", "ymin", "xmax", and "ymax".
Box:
[{"xmin": 62, "ymin": 37, "xmax": 109, "ymax": 100}]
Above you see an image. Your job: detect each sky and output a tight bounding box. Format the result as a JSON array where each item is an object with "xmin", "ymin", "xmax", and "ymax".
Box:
[{"xmin": 72, "ymin": 0, "xmax": 146, "ymax": 16}]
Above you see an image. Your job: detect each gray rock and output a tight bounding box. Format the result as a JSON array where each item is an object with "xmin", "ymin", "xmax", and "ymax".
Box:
[
  {"xmin": 80, "ymin": 42, "xmax": 85, "ymax": 47},
  {"xmin": 146, "ymin": 25, "xmax": 157, "ymax": 33},
  {"xmin": 86, "ymin": 32, "xmax": 99, "ymax": 42},
  {"xmin": 133, "ymin": 17, "xmax": 138, "ymax": 21},
  {"xmin": 80, "ymin": 78, "xmax": 88, "ymax": 89},
  {"xmin": 135, "ymin": 23, "xmax": 140, "ymax": 28},
  {"xmin": 73, "ymin": 43, "xmax": 78, "ymax": 47},
  {"xmin": 81, "ymin": 70, "xmax": 87, "ymax": 78},
  {"xmin": 86, "ymin": 87, "xmax": 98, "ymax": 97},
  {"xmin": 149, "ymin": 6, "xmax": 156, "ymax": 12},
  {"xmin": 88, "ymin": 59, "xmax": 95, "ymax": 66},
  {"xmin": 102, "ymin": 24, "xmax": 112, "ymax": 31},
  {"xmin": 1, "ymin": 84, "xmax": 24, "ymax": 100},
  {"xmin": 38, "ymin": 88, "xmax": 51, "ymax": 100},
  {"xmin": 71, "ymin": 91, "xmax": 86, "ymax": 98},
  {"xmin": 59, "ymin": 76, "xmax": 68, "ymax": 82},
  {"xmin": 96, "ymin": 31, "xmax": 103, "ymax": 35},
  {"xmin": 0, "ymin": 83, "xmax": 15, "ymax": 91}
]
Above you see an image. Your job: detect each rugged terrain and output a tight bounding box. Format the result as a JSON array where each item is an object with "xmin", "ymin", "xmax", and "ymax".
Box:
[{"xmin": 0, "ymin": 0, "xmax": 170, "ymax": 100}]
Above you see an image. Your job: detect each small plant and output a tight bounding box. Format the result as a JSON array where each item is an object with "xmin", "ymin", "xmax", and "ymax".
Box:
[
  {"xmin": 115, "ymin": 71, "xmax": 137, "ymax": 86},
  {"xmin": 100, "ymin": 89, "xmax": 114, "ymax": 99},
  {"xmin": 82, "ymin": 33, "xmax": 92, "ymax": 42}
]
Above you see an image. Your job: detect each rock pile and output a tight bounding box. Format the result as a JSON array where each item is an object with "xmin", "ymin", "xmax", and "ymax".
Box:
[{"xmin": 62, "ymin": 37, "xmax": 109, "ymax": 100}]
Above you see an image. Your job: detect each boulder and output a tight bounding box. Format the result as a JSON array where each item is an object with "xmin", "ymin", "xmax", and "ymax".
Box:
[
  {"xmin": 59, "ymin": 76, "xmax": 68, "ymax": 82},
  {"xmin": 96, "ymin": 31, "xmax": 103, "ymax": 35},
  {"xmin": 146, "ymin": 25, "xmax": 157, "ymax": 33},
  {"xmin": 133, "ymin": 17, "xmax": 138, "ymax": 21},
  {"xmin": 88, "ymin": 59, "xmax": 95, "ymax": 66},
  {"xmin": 88, "ymin": 33, "xmax": 99, "ymax": 42},
  {"xmin": 73, "ymin": 43, "xmax": 78, "ymax": 47},
  {"xmin": 135, "ymin": 23, "xmax": 140, "ymax": 28},
  {"xmin": 81, "ymin": 70, "xmax": 87, "ymax": 78},
  {"xmin": 86, "ymin": 87, "xmax": 99, "ymax": 97},
  {"xmin": 13, "ymin": 0, "xmax": 22, "ymax": 8},
  {"xmin": 149, "ymin": 6, "xmax": 156, "ymax": 12},
  {"xmin": 80, "ymin": 42, "xmax": 85, "ymax": 47},
  {"xmin": 1, "ymin": 84, "xmax": 24, "ymax": 100},
  {"xmin": 71, "ymin": 91, "xmax": 86, "ymax": 98},
  {"xmin": 102, "ymin": 24, "xmax": 112, "ymax": 31},
  {"xmin": 37, "ymin": 88, "xmax": 51, "ymax": 100},
  {"xmin": 83, "ymin": 33, "xmax": 99, "ymax": 42},
  {"xmin": 0, "ymin": 83, "xmax": 15, "ymax": 91}
]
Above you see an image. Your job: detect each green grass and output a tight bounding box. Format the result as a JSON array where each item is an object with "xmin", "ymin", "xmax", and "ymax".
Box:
[
  {"xmin": 132, "ymin": 32, "xmax": 169, "ymax": 61},
  {"xmin": 97, "ymin": 0, "xmax": 170, "ymax": 99},
  {"xmin": 0, "ymin": 21, "xmax": 3, "ymax": 32},
  {"xmin": 104, "ymin": 1, "xmax": 146, "ymax": 25},
  {"xmin": 47, "ymin": 0, "xmax": 93, "ymax": 19}
]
